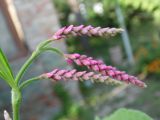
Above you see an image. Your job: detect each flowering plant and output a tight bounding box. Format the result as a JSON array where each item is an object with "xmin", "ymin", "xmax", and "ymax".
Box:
[{"xmin": 0, "ymin": 25, "xmax": 146, "ymax": 120}]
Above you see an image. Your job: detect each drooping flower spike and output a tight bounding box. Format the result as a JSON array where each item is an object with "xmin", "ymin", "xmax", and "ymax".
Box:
[
  {"xmin": 42, "ymin": 69, "xmax": 121, "ymax": 85},
  {"xmin": 64, "ymin": 53, "xmax": 147, "ymax": 88},
  {"xmin": 52, "ymin": 25, "xmax": 123, "ymax": 40}
]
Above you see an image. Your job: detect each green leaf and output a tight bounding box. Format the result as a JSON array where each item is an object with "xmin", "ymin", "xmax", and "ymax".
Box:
[
  {"xmin": 0, "ymin": 48, "xmax": 15, "ymax": 88},
  {"xmin": 95, "ymin": 116, "xmax": 101, "ymax": 120},
  {"xmin": 104, "ymin": 108, "xmax": 153, "ymax": 120}
]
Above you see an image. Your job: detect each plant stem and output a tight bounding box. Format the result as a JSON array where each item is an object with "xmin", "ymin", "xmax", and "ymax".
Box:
[
  {"xmin": 41, "ymin": 47, "xmax": 64, "ymax": 57},
  {"xmin": 15, "ymin": 51, "xmax": 40, "ymax": 85},
  {"xmin": 11, "ymin": 89, "xmax": 22, "ymax": 120},
  {"xmin": 19, "ymin": 76, "xmax": 41, "ymax": 90},
  {"xmin": 15, "ymin": 39, "xmax": 53, "ymax": 85}
]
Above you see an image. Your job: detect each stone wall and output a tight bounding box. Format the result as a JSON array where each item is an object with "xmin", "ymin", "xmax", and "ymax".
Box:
[
  {"xmin": 0, "ymin": 0, "xmax": 83, "ymax": 119},
  {"xmin": 0, "ymin": 0, "xmax": 65, "ymax": 120},
  {"xmin": 0, "ymin": 10, "xmax": 18, "ymax": 59},
  {"xmin": 14, "ymin": 0, "xmax": 66, "ymax": 51},
  {"xmin": 13, "ymin": 0, "xmax": 67, "ymax": 119}
]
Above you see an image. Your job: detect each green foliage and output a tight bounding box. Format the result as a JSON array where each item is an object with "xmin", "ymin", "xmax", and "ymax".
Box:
[
  {"xmin": 135, "ymin": 40, "xmax": 160, "ymax": 74},
  {"xmin": 53, "ymin": 0, "xmax": 160, "ymax": 65},
  {"xmin": 96, "ymin": 108, "xmax": 153, "ymax": 120},
  {"xmin": 52, "ymin": 0, "xmax": 71, "ymax": 26},
  {"xmin": 102, "ymin": 0, "xmax": 160, "ymax": 20},
  {"xmin": 0, "ymin": 48, "xmax": 15, "ymax": 88},
  {"xmin": 103, "ymin": 108, "xmax": 153, "ymax": 120},
  {"xmin": 119, "ymin": 0, "xmax": 160, "ymax": 21},
  {"xmin": 132, "ymin": 80, "xmax": 160, "ymax": 118},
  {"xmin": 95, "ymin": 116, "xmax": 101, "ymax": 120}
]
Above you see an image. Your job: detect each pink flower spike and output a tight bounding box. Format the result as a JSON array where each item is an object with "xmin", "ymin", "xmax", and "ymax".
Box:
[
  {"xmin": 52, "ymin": 25, "xmax": 123, "ymax": 40},
  {"xmin": 42, "ymin": 69, "xmax": 121, "ymax": 85},
  {"xmin": 64, "ymin": 53, "xmax": 147, "ymax": 88}
]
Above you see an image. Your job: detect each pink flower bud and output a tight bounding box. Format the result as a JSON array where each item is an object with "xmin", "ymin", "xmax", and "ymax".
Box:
[
  {"xmin": 66, "ymin": 59, "xmax": 73, "ymax": 65},
  {"xmin": 73, "ymin": 25, "xmax": 84, "ymax": 32},
  {"xmin": 63, "ymin": 25, "xmax": 74, "ymax": 34}
]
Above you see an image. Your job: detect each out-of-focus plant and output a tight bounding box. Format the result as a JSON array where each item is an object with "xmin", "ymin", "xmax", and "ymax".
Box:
[
  {"xmin": 135, "ymin": 40, "xmax": 160, "ymax": 76},
  {"xmin": 147, "ymin": 59, "xmax": 160, "ymax": 74},
  {"xmin": 52, "ymin": 1, "xmax": 159, "ymax": 119},
  {"xmin": 53, "ymin": 0, "xmax": 160, "ymax": 66},
  {"xmin": 53, "ymin": 0, "xmax": 71, "ymax": 26},
  {"xmin": 53, "ymin": 83, "xmax": 93, "ymax": 120},
  {"xmin": 0, "ymin": 25, "xmax": 146, "ymax": 120},
  {"xmin": 88, "ymin": 0, "xmax": 160, "ymax": 22},
  {"xmin": 96, "ymin": 108, "xmax": 153, "ymax": 120}
]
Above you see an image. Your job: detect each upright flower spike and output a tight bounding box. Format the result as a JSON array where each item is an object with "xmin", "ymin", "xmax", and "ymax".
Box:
[
  {"xmin": 52, "ymin": 25, "xmax": 123, "ymax": 40},
  {"xmin": 42, "ymin": 69, "xmax": 122, "ymax": 85},
  {"xmin": 65, "ymin": 53, "xmax": 147, "ymax": 88}
]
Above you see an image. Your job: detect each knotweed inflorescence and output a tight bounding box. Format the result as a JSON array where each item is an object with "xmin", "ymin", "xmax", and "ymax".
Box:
[
  {"xmin": 0, "ymin": 25, "xmax": 146, "ymax": 120},
  {"xmin": 52, "ymin": 25, "xmax": 123, "ymax": 40},
  {"xmin": 64, "ymin": 53, "xmax": 146, "ymax": 88},
  {"xmin": 42, "ymin": 69, "xmax": 121, "ymax": 85}
]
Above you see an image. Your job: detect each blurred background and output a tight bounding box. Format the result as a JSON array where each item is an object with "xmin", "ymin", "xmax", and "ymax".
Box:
[{"xmin": 0, "ymin": 0, "xmax": 160, "ymax": 120}]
